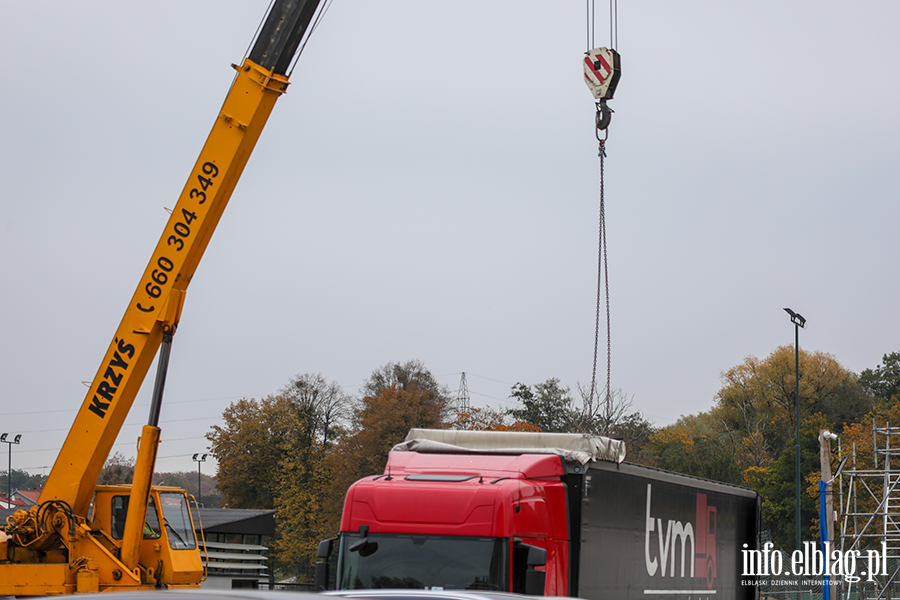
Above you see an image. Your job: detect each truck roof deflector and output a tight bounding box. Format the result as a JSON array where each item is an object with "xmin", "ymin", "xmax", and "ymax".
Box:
[{"xmin": 393, "ymin": 429, "xmax": 626, "ymax": 464}]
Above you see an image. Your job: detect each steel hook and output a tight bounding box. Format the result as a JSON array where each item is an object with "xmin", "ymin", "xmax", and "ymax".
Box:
[{"xmin": 595, "ymin": 100, "xmax": 614, "ymax": 133}]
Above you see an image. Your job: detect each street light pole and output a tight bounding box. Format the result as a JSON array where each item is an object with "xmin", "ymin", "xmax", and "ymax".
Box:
[
  {"xmin": 784, "ymin": 308, "xmax": 806, "ymax": 554},
  {"xmin": 1, "ymin": 433, "xmax": 22, "ymax": 505},
  {"xmin": 192, "ymin": 453, "xmax": 208, "ymax": 507}
]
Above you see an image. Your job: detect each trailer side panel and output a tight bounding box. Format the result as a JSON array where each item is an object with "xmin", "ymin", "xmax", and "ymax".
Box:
[{"xmin": 576, "ymin": 461, "xmax": 758, "ymax": 600}]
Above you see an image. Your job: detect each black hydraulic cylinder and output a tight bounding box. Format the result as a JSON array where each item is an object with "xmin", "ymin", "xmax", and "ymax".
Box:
[
  {"xmin": 147, "ymin": 334, "xmax": 173, "ymax": 427},
  {"xmin": 249, "ymin": 0, "xmax": 324, "ymax": 75}
]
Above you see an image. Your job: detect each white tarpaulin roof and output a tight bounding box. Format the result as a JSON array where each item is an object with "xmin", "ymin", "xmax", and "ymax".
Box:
[{"xmin": 393, "ymin": 428, "xmax": 626, "ymax": 465}]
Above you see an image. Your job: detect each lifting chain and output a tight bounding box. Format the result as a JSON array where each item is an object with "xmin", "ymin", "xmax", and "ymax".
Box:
[{"xmin": 588, "ymin": 135, "xmax": 611, "ymax": 413}]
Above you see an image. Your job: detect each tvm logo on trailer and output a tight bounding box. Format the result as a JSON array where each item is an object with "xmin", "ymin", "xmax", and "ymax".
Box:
[{"xmin": 644, "ymin": 484, "xmax": 718, "ymax": 593}]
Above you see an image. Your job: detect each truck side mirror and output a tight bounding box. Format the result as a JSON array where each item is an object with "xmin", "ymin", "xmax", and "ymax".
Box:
[
  {"xmin": 526, "ymin": 545, "xmax": 547, "ymax": 567},
  {"xmin": 317, "ymin": 537, "xmax": 334, "ymax": 559},
  {"xmin": 512, "ymin": 540, "xmax": 547, "ymax": 596},
  {"xmin": 525, "ymin": 569, "xmax": 547, "ymax": 596},
  {"xmin": 315, "ymin": 537, "xmax": 336, "ymax": 591},
  {"xmin": 524, "ymin": 545, "xmax": 547, "ymax": 595},
  {"xmin": 348, "ymin": 525, "xmax": 378, "ymax": 557}
]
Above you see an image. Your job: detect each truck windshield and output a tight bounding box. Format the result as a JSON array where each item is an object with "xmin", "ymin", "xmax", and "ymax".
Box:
[{"xmin": 338, "ymin": 533, "xmax": 507, "ymax": 591}]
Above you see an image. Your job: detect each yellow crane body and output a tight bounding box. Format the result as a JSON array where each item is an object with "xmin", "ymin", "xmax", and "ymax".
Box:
[
  {"xmin": 0, "ymin": 0, "xmax": 324, "ymax": 593},
  {"xmin": 39, "ymin": 58, "xmax": 289, "ymax": 518}
]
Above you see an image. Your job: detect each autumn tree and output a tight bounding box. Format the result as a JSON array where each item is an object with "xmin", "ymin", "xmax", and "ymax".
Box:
[
  {"xmin": 206, "ymin": 373, "xmax": 351, "ymax": 578},
  {"xmin": 96, "ymin": 452, "xmax": 136, "ymax": 485},
  {"xmin": 839, "ymin": 351, "xmax": 900, "ymax": 482},
  {"xmin": 207, "ymin": 396, "xmax": 290, "ymax": 508},
  {"xmin": 152, "ymin": 471, "xmax": 223, "ymax": 508},
  {"xmin": 573, "ymin": 384, "xmax": 655, "ymax": 460},
  {"xmin": 323, "ymin": 361, "xmax": 451, "ymax": 531},
  {"xmin": 360, "ymin": 360, "xmax": 451, "ymax": 416},
  {"xmin": 609, "ymin": 412, "xmax": 657, "ymax": 464},
  {"xmin": 634, "ymin": 347, "xmax": 889, "ymax": 551},
  {"xmin": 647, "ymin": 419, "xmax": 694, "ymax": 474},
  {"xmin": 507, "ymin": 378, "xmax": 577, "ymax": 433},
  {"xmin": 450, "ymin": 405, "xmax": 542, "ymax": 432},
  {"xmin": 716, "ymin": 346, "xmax": 869, "ymax": 466},
  {"xmin": 841, "ymin": 400, "xmax": 900, "ymax": 473},
  {"xmin": 2, "ymin": 468, "xmax": 47, "ymax": 493},
  {"xmin": 274, "ymin": 444, "xmax": 330, "ymax": 578},
  {"xmin": 281, "ymin": 373, "xmax": 351, "ymax": 445},
  {"xmin": 648, "ymin": 411, "xmax": 745, "ymax": 484},
  {"xmin": 272, "ymin": 395, "xmax": 335, "ymax": 579},
  {"xmin": 355, "ymin": 361, "xmax": 451, "ymax": 457},
  {"xmin": 744, "ymin": 414, "xmax": 831, "ymax": 550},
  {"xmin": 207, "ymin": 373, "xmax": 352, "ymax": 509},
  {"xmin": 859, "ymin": 351, "xmax": 900, "ymax": 403},
  {"xmin": 341, "ymin": 384, "xmax": 446, "ymax": 482}
]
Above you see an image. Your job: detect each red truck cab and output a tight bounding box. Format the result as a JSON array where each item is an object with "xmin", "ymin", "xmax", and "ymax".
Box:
[{"xmin": 331, "ymin": 451, "xmax": 571, "ymax": 594}]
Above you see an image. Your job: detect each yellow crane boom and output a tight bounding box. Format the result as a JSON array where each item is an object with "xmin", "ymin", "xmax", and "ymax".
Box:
[
  {"xmin": 1, "ymin": 0, "xmax": 323, "ymax": 594},
  {"xmin": 40, "ymin": 55, "xmax": 292, "ymax": 516}
]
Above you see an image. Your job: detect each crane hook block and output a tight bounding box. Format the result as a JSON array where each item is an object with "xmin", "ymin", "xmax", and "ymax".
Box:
[{"xmin": 583, "ymin": 47, "xmax": 621, "ymax": 101}]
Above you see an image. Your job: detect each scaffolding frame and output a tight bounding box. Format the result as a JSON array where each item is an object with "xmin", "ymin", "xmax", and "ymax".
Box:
[{"xmin": 839, "ymin": 423, "xmax": 900, "ymax": 600}]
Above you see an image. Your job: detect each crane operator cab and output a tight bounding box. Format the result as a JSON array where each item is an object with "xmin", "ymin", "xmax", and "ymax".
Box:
[{"xmin": 92, "ymin": 486, "xmax": 202, "ymax": 585}]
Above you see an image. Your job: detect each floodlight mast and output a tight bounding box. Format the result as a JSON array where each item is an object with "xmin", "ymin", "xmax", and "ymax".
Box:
[
  {"xmin": 193, "ymin": 453, "xmax": 208, "ymax": 507},
  {"xmin": 2, "ymin": 433, "xmax": 22, "ymax": 506},
  {"xmin": 784, "ymin": 307, "xmax": 806, "ymax": 553}
]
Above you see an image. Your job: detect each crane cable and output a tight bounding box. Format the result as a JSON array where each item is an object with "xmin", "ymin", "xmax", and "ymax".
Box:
[
  {"xmin": 586, "ymin": 0, "xmax": 616, "ymax": 416},
  {"xmin": 586, "ymin": 0, "xmax": 618, "ymax": 53}
]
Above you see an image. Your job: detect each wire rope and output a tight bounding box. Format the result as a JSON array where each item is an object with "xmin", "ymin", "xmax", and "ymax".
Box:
[
  {"xmin": 587, "ymin": 0, "xmax": 618, "ymax": 51},
  {"xmin": 586, "ymin": 0, "xmax": 594, "ymax": 52},
  {"xmin": 289, "ymin": 0, "xmax": 335, "ymax": 76},
  {"xmin": 610, "ymin": 0, "xmax": 618, "ymax": 49}
]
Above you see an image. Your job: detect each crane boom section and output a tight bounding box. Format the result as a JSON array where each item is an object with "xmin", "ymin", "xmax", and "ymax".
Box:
[
  {"xmin": 1, "ymin": 1, "xmax": 323, "ymax": 594},
  {"xmin": 39, "ymin": 59, "xmax": 290, "ymax": 515}
]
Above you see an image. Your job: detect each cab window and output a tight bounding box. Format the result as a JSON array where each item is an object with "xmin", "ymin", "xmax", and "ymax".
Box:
[{"xmin": 109, "ymin": 495, "xmax": 161, "ymax": 539}]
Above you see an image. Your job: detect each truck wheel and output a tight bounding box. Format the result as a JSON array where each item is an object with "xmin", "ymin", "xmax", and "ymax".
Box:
[{"xmin": 706, "ymin": 557, "xmax": 714, "ymax": 590}]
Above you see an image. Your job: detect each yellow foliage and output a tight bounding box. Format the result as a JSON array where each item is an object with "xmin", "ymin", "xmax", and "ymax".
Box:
[
  {"xmin": 742, "ymin": 465, "xmax": 770, "ymax": 490},
  {"xmin": 651, "ymin": 422, "xmax": 695, "ymax": 450},
  {"xmin": 715, "ymin": 345, "xmax": 864, "ymax": 468},
  {"xmin": 450, "ymin": 406, "xmax": 542, "ymax": 433}
]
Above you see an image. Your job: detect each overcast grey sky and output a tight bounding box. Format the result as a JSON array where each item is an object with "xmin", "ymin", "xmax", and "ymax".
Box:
[{"xmin": 2, "ymin": 1, "xmax": 898, "ymax": 476}]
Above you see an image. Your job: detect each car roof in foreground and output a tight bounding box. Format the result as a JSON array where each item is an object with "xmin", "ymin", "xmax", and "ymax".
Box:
[
  {"xmin": 326, "ymin": 590, "xmax": 551, "ymax": 600},
  {"xmin": 70, "ymin": 591, "xmax": 321, "ymax": 600}
]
